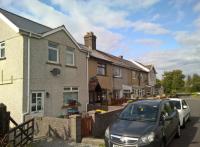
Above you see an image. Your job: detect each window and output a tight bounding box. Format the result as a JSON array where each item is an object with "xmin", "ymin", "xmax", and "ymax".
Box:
[
  {"xmin": 113, "ymin": 67, "xmax": 121, "ymax": 77},
  {"xmin": 31, "ymin": 91, "xmax": 44, "ymax": 112},
  {"xmin": 97, "ymin": 63, "xmax": 106, "ymax": 76},
  {"xmin": 0, "ymin": 42, "xmax": 5, "ymax": 59},
  {"xmin": 63, "ymin": 87, "xmax": 79, "ymax": 105},
  {"xmin": 132, "ymin": 71, "xmax": 136, "ymax": 79},
  {"xmin": 162, "ymin": 102, "xmax": 173, "ymax": 116},
  {"xmin": 113, "ymin": 90, "xmax": 120, "ymax": 99},
  {"xmin": 66, "ymin": 47, "xmax": 75, "ymax": 66},
  {"xmin": 48, "ymin": 42, "xmax": 59, "ymax": 63}
]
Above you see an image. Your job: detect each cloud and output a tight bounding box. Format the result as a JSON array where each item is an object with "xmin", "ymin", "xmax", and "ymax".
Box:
[
  {"xmin": 193, "ymin": 1, "xmax": 200, "ymax": 12},
  {"xmin": 137, "ymin": 48, "xmax": 200, "ymax": 78},
  {"xmin": 132, "ymin": 21, "xmax": 169, "ymax": 35},
  {"xmin": 174, "ymin": 31, "xmax": 200, "ymax": 48},
  {"xmin": 134, "ymin": 38, "xmax": 163, "ymax": 46},
  {"xmin": 151, "ymin": 14, "xmax": 160, "ymax": 21}
]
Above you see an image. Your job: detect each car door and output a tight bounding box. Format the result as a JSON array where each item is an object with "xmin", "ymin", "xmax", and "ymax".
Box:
[
  {"xmin": 163, "ymin": 102, "xmax": 176, "ymax": 140},
  {"xmin": 182, "ymin": 100, "xmax": 190, "ymax": 121}
]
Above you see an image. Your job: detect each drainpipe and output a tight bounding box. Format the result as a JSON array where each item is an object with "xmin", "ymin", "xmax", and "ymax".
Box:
[
  {"xmin": 23, "ymin": 33, "xmax": 31, "ymax": 121},
  {"xmin": 86, "ymin": 52, "xmax": 90, "ymax": 112}
]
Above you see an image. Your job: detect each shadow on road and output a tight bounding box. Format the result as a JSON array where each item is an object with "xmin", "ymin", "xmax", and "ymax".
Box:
[{"xmin": 169, "ymin": 116, "xmax": 200, "ymax": 147}]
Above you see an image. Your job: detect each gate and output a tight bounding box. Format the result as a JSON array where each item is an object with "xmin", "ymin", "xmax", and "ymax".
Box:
[
  {"xmin": 81, "ymin": 116, "xmax": 93, "ymax": 137},
  {"xmin": 0, "ymin": 103, "xmax": 34, "ymax": 147}
]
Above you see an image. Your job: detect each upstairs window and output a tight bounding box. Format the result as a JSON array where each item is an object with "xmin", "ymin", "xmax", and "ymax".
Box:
[
  {"xmin": 48, "ymin": 42, "xmax": 59, "ymax": 63},
  {"xmin": 97, "ymin": 63, "xmax": 106, "ymax": 76},
  {"xmin": 0, "ymin": 42, "xmax": 5, "ymax": 59},
  {"xmin": 66, "ymin": 47, "xmax": 75, "ymax": 66},
  {"xmin": 113, "ymin": 67, "xmax": 121, "ymax": 77},
  {"xmin": 132, "ymin": 71, "xmax": 136, "ymax": 79}
]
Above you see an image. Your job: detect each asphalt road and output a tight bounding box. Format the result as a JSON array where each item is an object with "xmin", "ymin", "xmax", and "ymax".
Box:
[{"xmin": 169, "ymin": 97, "xmax": 200, "ymax": 147}]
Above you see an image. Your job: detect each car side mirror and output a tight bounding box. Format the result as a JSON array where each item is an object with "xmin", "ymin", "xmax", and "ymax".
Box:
[{"xmin": 183, "ymin": 105, "xmax": 188, "ymax": 109}]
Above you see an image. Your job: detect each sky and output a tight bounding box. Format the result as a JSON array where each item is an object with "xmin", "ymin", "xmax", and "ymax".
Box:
[{"xmin": 0, "ymin": 0, "xmax": 200, "ymax": 78}]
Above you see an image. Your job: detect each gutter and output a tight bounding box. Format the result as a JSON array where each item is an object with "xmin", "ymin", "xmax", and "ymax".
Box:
[{"xmin": 23, "ymin": 32, "xmax": 31, "ymax": 121}]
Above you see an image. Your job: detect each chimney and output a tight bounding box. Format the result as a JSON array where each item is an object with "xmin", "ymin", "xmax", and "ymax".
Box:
[
  {"xmin": 84, "ymin": 32, "xmax": 96, "ymax": 50},
  {"xmin": 119, "ymin": 55, "xmax": 123, "ymax": 59}
]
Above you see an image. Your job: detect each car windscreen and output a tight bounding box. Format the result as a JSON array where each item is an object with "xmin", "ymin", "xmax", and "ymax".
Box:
[
  {"xmin": 170, "ymin": 100, "xmax": 181, "ymax": 109},
  {"xmin": 119, "ymin": 103, "xmax": 159, "ymax": 122}
]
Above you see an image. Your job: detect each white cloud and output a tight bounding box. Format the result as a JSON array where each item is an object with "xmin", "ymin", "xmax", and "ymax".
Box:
[
  {"xmin": 134, "ymin": 38, "xmax": 163, "ymax": 46},
  {"xmin": 174, "ymin": 31, "xmax": 200, "ymax": 48},
  {"xmin": 138, "ymin": 48, "xmax": 200, "ymax": 78},
  {"xmin": 132, "ymin": 21, "xmax": 169, "ymax": 35},
  {"xmin": 151, "ymin": 14, "xmax": 160, "ymax": 21},
  {"xmin": 193, "ymin": 1, "xmax": 200, "ymax": 12}
]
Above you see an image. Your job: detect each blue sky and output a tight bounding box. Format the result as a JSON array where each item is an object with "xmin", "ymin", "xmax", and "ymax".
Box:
[{"xmin": 0, "ymin": 0, "xmax": 200, "ymax": 78}]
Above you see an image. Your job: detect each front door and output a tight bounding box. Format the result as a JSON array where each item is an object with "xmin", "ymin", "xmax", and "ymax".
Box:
[{"xmin": 30, "ymin": 91, "xmax": 44, "ymax": 116}]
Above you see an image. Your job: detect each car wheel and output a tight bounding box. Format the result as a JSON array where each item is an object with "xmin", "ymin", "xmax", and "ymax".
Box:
[{"xmin": 176, "ymin": 124, "xmax": 181, "ymax": 138}]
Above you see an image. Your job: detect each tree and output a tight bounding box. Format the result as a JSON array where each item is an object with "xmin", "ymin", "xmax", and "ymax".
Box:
[
  {"xmin": 162, "ymin": 70, "xmax": 185, "ymax": 94},
  {"xmin": 185, "ymin": 75, "xmax": 192, "ymax": 92},
  {"xmin": 191, "ymin": 74, "xmax": 200, "ymax": 92}
]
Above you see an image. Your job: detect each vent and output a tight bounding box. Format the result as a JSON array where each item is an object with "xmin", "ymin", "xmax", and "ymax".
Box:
[{"xmin": 50, "ymin": 68, "xmax": 61, "ymax": 76}]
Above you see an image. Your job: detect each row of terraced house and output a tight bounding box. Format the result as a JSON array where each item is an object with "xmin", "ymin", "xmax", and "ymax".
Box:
[{"xmin": 0, "ymin": 8, "xmax": 161, "ymax": 123}]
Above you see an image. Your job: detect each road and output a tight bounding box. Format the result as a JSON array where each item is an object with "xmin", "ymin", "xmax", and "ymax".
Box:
[{"xmin": 169, "ymin": 98, "xmax": 200, "ymax": 147}]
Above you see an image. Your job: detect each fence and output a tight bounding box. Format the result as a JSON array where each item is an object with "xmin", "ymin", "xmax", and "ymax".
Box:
[{"xmin": 0, "ymin": 103, "xmax": 34, "ymax": 147}]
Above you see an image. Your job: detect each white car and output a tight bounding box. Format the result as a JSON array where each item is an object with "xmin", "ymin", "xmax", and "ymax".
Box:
[{"xmin": 169, "ymin": 98, "xmax": 191, "ymax": 128}]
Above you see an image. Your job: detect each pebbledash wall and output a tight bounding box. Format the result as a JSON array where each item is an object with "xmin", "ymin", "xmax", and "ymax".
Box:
[{"xmin": 23, "ymin": 30, "xmax": 89, "ymax": 120}]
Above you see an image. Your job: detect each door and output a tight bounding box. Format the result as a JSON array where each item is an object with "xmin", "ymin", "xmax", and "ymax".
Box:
[
  {"xmin": 182, "ymin": 100, "xmax": 190, "ymax": 121},
  {"xmin": 162, "ymin": 102, "xmax": 174, "ymax": 141},
  {"xmin": 30, "ymin": 91, "xmax": 44, "ymax": 116}
]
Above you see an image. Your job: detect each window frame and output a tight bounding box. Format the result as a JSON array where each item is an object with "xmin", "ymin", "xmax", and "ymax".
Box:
[
  {"xmin": 48, "ymin": 42, "xmax": 59, "ymax": 64},
  {"xmin": 30, "ymin": 91, "xmax": 44, "ymax": 113},
  {"xmin": 0, "ymin": 42, "xmax": 5, "ymax": 59},
  {"xmin": 97, "ymin": 63, "xmax": 106, "ymax": 76},
  {"xmin": 113, "ymin": 67, "xmax": 122, "ymax": 78},
  {"xmin": 132, "ymin": 71, "xmax": 136, "ymax": 79},
  {"xmin": 63, "ymin": 87, "xmax": 79, "ymax": 105},
  {"xmin": 65, "ymin": 48, "xmax": 75, "ymax": 66}
]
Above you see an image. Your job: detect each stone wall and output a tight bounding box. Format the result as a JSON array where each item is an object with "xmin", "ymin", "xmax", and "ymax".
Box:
[{"xmin": 34, "ymin": 117, "xmax": 70, "ymax": 140}]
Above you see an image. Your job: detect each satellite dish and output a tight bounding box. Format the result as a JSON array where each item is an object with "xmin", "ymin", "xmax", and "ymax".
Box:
[{"xmin": 50, "ymin": 68, "xmax": 61, "ymax": 76}]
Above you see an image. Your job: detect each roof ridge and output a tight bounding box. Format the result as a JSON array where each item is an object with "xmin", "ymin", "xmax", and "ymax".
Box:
[{"xmin": 0, "ymin": 8, "xmax": 52, "ymax": 30}]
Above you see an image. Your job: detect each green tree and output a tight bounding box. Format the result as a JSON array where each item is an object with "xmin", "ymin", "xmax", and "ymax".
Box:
[
  {"xmin": 162, "ymin": 70, "xmax": 185, "ymax": 94},
  {"xmin": 191, "ymin": 74, "xmax": 200, "ymax": 92},
  {"xmin": 185, "ymin": 75, "xmax": 192, "ymax": 92}
]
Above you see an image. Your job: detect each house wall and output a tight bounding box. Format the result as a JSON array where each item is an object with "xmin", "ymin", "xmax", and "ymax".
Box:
[
  {"xmin": 23, "ymin": 30, "xmax": 88, "ymax": 118},
  {"xmin": 0, "ymin": 19, "xmax": 24, "ymax": 123},
  {"xmin": 113, "ymin": 66, "xmax": 132, "ymax": 90},
  {"xmin": 88, "ymin": 58, "xmax": 113, "ymax": 91}
]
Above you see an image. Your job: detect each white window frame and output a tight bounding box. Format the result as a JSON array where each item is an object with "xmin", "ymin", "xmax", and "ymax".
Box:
[
  {"xmin": 48, "ymin": 42, "xmax": 59, "ymax": 64},
  {"xmin": 97, "ymin": 63, "xmax": 106, "ymax": 76},
  {"xmin": 0, "ymin": 42, "xmax": 5, "ymax": 59},
  {"xmin": 113, "ymin": 67, "xmax": 122, "ymax": 78},
  {"xmin": 132, "ymin": 71, "xmax": 136, "ymax": 79},
  {"xmin": 30, "ymin": 91, "xmax": 44, "ymax": 113},
  {"xmin": 66, "ymin": 49, "xmax": 75, "ymax": 66},
  {"xmin": 63, "ymin": 87, "xmax": 79, "ymax": 105}
]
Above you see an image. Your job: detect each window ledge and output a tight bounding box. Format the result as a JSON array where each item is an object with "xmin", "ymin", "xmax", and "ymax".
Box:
[
  {"xmin": 65, "ymin": 65, "xmax": 77, "ymax": 68},
  {"xmin": 46, "ymin": 61, "xmax": 62, "ymax": 66},
  {"xmin": 113, "ymin": 76, "xmax": 122, "ymax": 79},
  {"xmin": 97, "ymin": 74, "xmax": 107, "ymax": 77},
  {"xmin": 0, "ymin": 57, "xmax": 6, "ymax": 60}
]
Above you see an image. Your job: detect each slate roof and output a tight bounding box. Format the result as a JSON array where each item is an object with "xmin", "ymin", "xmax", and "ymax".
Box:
[{"xmin": 0, "ymin": 8, "xmax": 52, "ymax": 34}]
